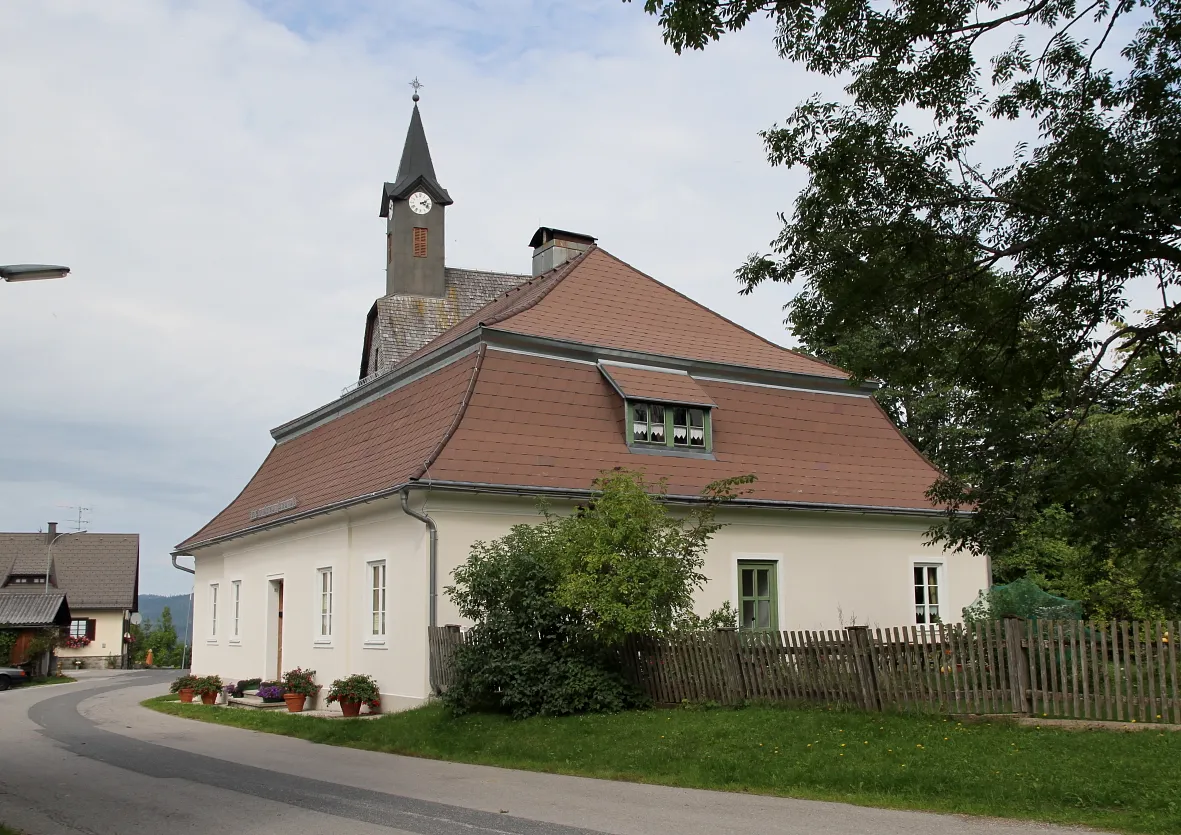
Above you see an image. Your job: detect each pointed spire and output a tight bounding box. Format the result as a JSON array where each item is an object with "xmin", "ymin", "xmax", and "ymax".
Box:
[
  {"xmin": 380, "ymin": 87, "xmax": 452, "ymax": 216},
  {"xmin": 395, "ymin": 104, "xmax": 439, "ymax": 185}
]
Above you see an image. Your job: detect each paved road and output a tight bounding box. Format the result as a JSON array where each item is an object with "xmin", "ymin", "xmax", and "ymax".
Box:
[{"xmin": 0, "ymin": 673, "xmax": 1108, "ymax": 835}]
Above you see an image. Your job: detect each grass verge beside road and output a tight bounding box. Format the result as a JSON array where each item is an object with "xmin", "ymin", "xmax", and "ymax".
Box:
[
  {"xmin": 144, "ymin": 695, "xmax": 1181, "ymax": 834},
  {"xmin": 28, "ymin": 675, "xmax": 75, "ymax": 687}
]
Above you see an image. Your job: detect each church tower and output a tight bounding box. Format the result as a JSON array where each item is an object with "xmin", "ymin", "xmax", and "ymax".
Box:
[
  {"xmin": 379, "ymin": 88, "xmax": 452, "ymax": 297},
  {"xmin": 358, "ymin": 86, "xmax": 528, "ymax": 383}
]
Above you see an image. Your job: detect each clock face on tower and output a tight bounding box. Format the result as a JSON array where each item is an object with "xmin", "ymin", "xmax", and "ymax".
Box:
[{"xmin": 408, "ymin": 192, "xmax": 432, "ymax": 215}]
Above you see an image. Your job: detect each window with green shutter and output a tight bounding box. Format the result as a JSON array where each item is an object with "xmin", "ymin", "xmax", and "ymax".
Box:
[{"xmin": 737, "ymin": 561, "xmax": 778, "ymax": 631}]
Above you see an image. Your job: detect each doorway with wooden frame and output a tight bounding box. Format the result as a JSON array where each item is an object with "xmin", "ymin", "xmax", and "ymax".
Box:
[{"xmin": 266, "ymin": 578, "xmax": 285, "ymax": 680}]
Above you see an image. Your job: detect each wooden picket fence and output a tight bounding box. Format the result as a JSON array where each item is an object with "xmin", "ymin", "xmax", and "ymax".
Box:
[{"xmin": 428, "ymin": 618, "xmax": 1180, "ymax": 723}]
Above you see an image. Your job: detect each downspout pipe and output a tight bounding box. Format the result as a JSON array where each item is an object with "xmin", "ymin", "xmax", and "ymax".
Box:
[
  {"xmin": 401, "ymin": 488, "xmax": 438, "ymax": 628},
  {"xmin": 172, "ymin": 553, "xmax": 195, "ymax": 574}
]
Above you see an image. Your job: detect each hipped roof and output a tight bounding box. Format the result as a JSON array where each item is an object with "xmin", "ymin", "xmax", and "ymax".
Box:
[{"xmin": 179, "ymin": 247, "xmax": 941, "ymax": 551}]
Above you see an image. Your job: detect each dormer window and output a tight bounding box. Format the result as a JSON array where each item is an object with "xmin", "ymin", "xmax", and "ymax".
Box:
[
  {"xmin": 4, "ymin": 574, "xmax": 45, "ymax": 587},
  {"xmin": 600, "ymin": 362, "xmax": 716, "ymax": 456},
  {"xmin": 630, "ymin": 401, "xmax": 711, "ymax": 452}
]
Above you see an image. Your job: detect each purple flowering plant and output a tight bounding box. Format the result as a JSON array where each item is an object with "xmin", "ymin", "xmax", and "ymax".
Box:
[{"xmin": 257, "ymin": 683, "xmax": 286, "ymax": 702}]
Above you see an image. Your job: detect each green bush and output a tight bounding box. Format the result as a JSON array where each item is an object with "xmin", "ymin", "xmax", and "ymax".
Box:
[
  {"xmin": 169, "ymin": 674, "xmax": 198, "ymax": 693},
  {"xmin": 0, "ymin": 630, "xmax": 17, "ymax": 664},
  {"xmin": 444, "ymin": 469, "xmax": 751, "ymax": 719}
]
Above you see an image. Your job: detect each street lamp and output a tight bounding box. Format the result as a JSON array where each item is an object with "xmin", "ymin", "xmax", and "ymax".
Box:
[
  {"xmin": 45, "ymin": 529, "xmax": 87, "ymax": 593},
  {"xmin": 1, "ymin": 264, "xmax": 70, "ymax": 282}
]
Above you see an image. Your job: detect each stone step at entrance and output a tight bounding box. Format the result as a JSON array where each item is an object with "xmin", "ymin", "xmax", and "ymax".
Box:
[{"xmin": 228, "ymin": 694, "xmax": 287, "ymax": 710}]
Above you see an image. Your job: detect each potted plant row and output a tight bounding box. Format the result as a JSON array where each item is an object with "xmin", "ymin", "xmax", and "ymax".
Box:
[
  {"xmin": 257, "ymin": 682, "xmax": 285, "ymax": 703},
  {"xmin": 281, "ymin": 667, "xmax": 319, "ymax": 712},
  {"xmin": 170, "ymin": 674, "xmax": 199, "ymax": 703},
  {"xmin": 326, "ymin": 673, "xmax": 381, "ymax": 717},
  {"xmin": 193, "ymin": 675, "xmax": 223, "ymax": 705}
]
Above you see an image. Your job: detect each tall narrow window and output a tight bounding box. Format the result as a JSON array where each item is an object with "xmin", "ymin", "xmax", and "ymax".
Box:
[
  {"xmin": 632, "ymin": 403, "xmax": 648, "ymax": 442},
  {"xmin": 649, "ymin": 404, "xmax": 665, "ymax": 443},
  {"xmin": 318, "ymin": 568, "xmax": 333, "ymax": 639},
  {"xmin": 738, "ymin": 562, "xmax": 778, "ymax": 631},
  {"xmin": 210, "ymin": 583, "xmax": 219, "ymax": 638},
  {"xmin": 672, "ymin": 407, "xmax": 688, "ymax": 445},
  {"xmin": 370, "ymin": 562, "xmax": 386, "ymax": 637},
  {"xmin": 688, "ymin": 409, "xmax": 706, "ymax": 447},
  {"xmin": 914, "ymin": 565, "xmax": 942, "ymax": 624},
  {"xmin": 232, "ymin": 580, "xmax": 241, "ymax": 638},
  {"xmin": 412, "ymin": 227, "xmax": 428, "ymax": 258},
  {"xmin": 386, "ymin": 231, "xmax": 393, "ymax": 265}
]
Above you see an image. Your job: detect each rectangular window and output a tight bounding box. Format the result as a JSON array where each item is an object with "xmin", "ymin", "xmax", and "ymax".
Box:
[
  {"xmin": 318, "ymin": 568, "xmax": 333, "ymax": 639},
  {"xmin": 69, "ymin": 619, "xmax": 87, "ymax": 639},
  {"xmin": 232, "ymin": 580, "xmax": 241, "ymax": 638},
  {"xmin": 386, "ymin": 231, "xmax": 393, "ymax": 265},
  {"xmin": 629, "ymin": 401, "xmax": 707, "ymax": 450},
  {"xmin": 738, "ymin": 561, "xmax": 778, "ymax": 630},
  {"xmin": 914, "ymin": 565, "xmax": 942, "ymax": 624},
  {"xmin": 370, "ymin": 562, "xmax": 386, "ymax": 637},
  {"xmin": 413, "ymin": 227, "xmax": 427, "ymax": 258},
  {"xmin": 210, "ymin": 583, "xmax": 219, "ymax": 637}
]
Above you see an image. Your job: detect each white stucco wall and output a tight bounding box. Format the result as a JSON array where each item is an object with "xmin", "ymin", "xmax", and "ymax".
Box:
[
  {"xmin": 56, "ymin": 609, "xmax": 127, "ymax": 663},
  {"xmin": 189, "ymin": 492, "xmax": 987, "ymax": 712}
]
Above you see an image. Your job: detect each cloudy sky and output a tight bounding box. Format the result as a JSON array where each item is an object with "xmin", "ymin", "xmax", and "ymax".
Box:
[
  {"xmin": 2, "ymin": 0, "xmax": 847, "ymax": 595},
  {"xmin": 1, "ymin": 2, "xmax": 1145, "ymax": 596}
]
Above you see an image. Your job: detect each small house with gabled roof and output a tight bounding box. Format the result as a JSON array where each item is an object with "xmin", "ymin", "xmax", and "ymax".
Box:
[
  {"xmin": 176, "ymin": 99, "xmax": 984, "ymax": 711},
  {"xmin": 0, "ymin": 524, "xmax": 139, "ymax": 669}
]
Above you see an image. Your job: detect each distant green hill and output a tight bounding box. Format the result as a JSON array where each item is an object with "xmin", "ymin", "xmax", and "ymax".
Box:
[{"xmin": 138, "ymin": 593, "xmax": 193, "ymax": 645}]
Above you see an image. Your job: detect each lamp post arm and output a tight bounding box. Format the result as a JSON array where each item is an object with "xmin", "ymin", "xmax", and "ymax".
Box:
[{"xmin": 44, "ymin": 530, "xmax": 87, "ymax": 594}]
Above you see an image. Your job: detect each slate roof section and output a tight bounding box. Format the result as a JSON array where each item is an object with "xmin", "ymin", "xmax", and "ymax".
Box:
[
  {"xmin": 600, "ymin": 364, "xmax": 717, "ymax": 408},
  {"xmin": 0, "ymin": 593, "xmax": 70, "ymax": 627},
  {"xmin": 363, "ymin": 267, "xmax": 528, "ymax": 377},
  {"xmin": 426, "ymin": 351, "xmax": 940, "ymax": 509},
  {"xmin": 0, "ymin": 534, "xmax": 139, "ymax": 610},
  {"xmin": 179, "ymin": 350, "xmax": 483, "ymax": 549}
]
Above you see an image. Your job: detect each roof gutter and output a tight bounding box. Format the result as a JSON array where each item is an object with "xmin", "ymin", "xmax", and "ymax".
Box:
[
  {"xmin": 400, "ymin": 489, "xmax": 439, "ymax": 628},
  {"xmin": 171, "ymin": 554, "xmax": 195, "ymax": 575},
  {"xmin": 408, "ymin": 479, "xmax": 964, "ymax": 518}
]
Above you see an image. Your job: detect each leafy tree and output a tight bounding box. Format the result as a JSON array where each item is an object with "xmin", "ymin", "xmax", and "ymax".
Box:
[
  {"xmin": 628, "ymin": 0, "xmax": 1181, "ymax": 615},
  {"xmin": 444, "ymin": 469, "xmax": 749, "ymax": 717},
  {"xmin": 133, "ymin": 606, "xmax": 183, "ymax": 667}
]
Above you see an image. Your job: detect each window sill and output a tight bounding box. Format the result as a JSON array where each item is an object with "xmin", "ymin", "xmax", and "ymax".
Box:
[
  {"xmin": 628, "ymin": 445, "xmax": 715, "ymax": 460},
  {"xmin": 363, "ymin": 641, "xmax": 388, "ymax": 650},
  {"xmin": 313, "ymin": 640, "xmax": 334, "ymax": 648},
  {"xmin": 228, "ymin": 639, "xmax": 242, "ymax": 646},
  {"xmin": 206, "ymin": 639, "xmax": 219, "ymax": 645}
]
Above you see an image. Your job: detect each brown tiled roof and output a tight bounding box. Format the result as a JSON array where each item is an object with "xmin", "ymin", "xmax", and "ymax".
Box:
[
  {"xmin": 600, "ymin": 364, "xmax": 716, "ymax": 408},
  {"xmin": 490, "ymin": 249, "xmax": 847, "ymax": 378},
  {"xmin": 426, "ymin": 351, "xmax": 938, "ymax": 508},
  {"xmin": 0, "ymin": 533, "xmax": 139, "ymax": 610},
  {"xmin": 182, "ymin": 247, "xmax": 938, "ymax": 549},
  {"xmin": 179, "ymin": 350, "xmax": 482, "ymax": 549}
]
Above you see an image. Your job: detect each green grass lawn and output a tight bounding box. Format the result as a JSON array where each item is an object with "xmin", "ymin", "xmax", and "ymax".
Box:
[
  {"xmin": 144, "ymin": 696, "xmax": 1181, "ymax": 834},
  {"xmin": 27, "ymin": 675, "xmax": 75, "ymax": 687},
  {"xmin": 1, "ymin": 824, "xmax": 23, "ymax": 834}
]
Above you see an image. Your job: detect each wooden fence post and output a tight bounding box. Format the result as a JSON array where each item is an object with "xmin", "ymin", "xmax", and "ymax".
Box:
[
  {"xmin": 1004, "ymin": 616, "xmax": 1033, "ymax": 715},
  {"xmin": 847, "ymin": 625, "xmax": 882, "ymax": 712}
]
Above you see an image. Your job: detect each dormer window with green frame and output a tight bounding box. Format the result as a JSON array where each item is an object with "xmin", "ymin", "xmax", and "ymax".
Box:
[
  {"xmin": 599, "ymin": 362, "xmax": 718, "ymax": 455},
  {"xmin": 629, "ymin": 402, "xmax": 711, "ymax": 451}
]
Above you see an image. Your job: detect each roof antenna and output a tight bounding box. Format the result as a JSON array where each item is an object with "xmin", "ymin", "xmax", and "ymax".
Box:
[{"xmin": 410, "ymin": 77, "xmax": 424, "ymax": 103}]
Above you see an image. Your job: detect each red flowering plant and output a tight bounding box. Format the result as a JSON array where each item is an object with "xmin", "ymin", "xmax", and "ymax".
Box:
[
  {"xmin": 62, "ymin": 635, "xmax": 91, "ymax": 649},
  {"xmin": 281, "ymin": 667, "xmax": 319, "ymax": 698},
  {"xmin": 326, "ymin": 673, "xmax": 380, "ymax": 708}
]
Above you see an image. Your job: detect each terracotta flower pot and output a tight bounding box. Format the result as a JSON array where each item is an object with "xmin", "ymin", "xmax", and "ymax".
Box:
[
  {"xmin": 200, "ymin": 692, "xmax": 217, "ymax": 705},
  {"xmin": 178, "ymin": 688, "xmax": 195, "ymax": 704},
  {"xmin": 284, "ymin": 693, "xmax": 307, "ymax": 713},
  {"xmin": 339, "ymin": 700, "xmax": 362, "ymax": 718}
]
